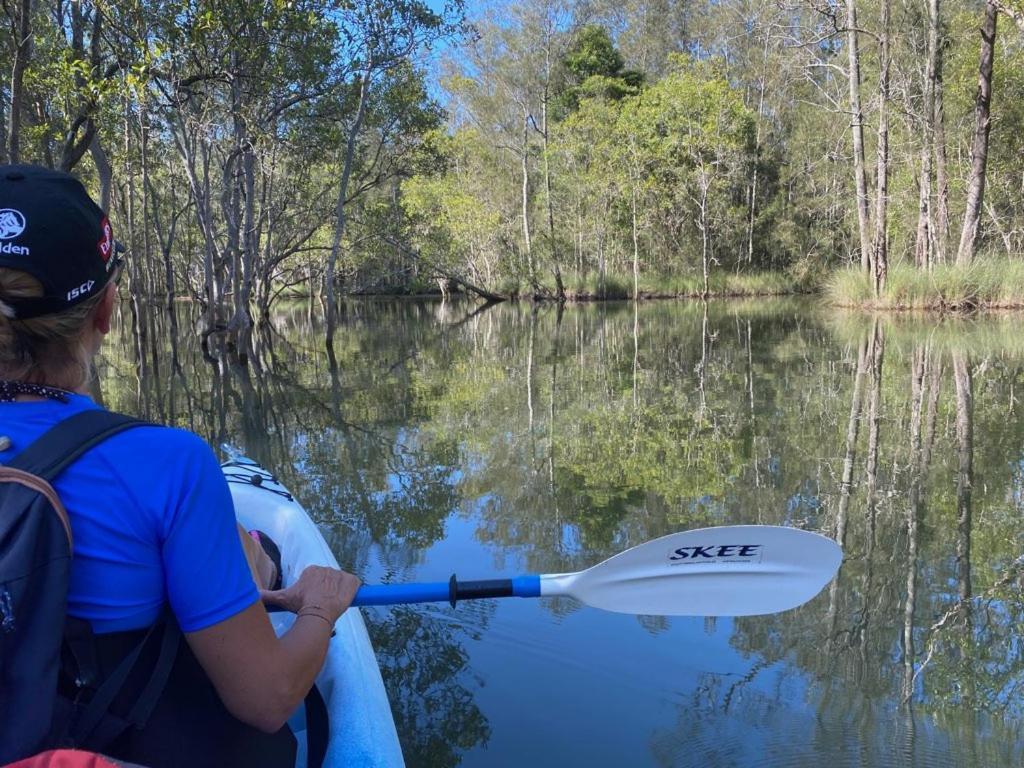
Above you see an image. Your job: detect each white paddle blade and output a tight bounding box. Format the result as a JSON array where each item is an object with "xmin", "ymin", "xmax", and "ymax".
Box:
[{"xmin": 541, "ymin": 525, "xmax": 842, "ymax": 617}]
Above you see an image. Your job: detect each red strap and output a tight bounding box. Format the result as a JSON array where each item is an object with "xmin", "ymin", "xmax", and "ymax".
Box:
[{"xmin": 3, "ymin": 749, "xmax": 129, "ymax": 768}]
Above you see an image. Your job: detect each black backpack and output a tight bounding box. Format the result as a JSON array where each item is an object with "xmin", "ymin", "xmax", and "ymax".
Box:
[{"xmin": 0, "ymin": 409, "xmax": 178, "ymax": 763}]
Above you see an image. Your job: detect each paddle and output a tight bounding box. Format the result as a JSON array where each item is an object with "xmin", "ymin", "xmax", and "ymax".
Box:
[{"xmin": 352, "ymin": 525, "xmax": 842, "ymax": 617}]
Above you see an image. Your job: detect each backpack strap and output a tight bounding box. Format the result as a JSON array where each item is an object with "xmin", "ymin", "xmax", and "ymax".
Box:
[
  {"xmin": 71, "ymin": 613, "xmax": 182, "ymax": 749},
  {"xmin": 304, "ymin": 684, "xmax": 329, "ymax": 768},
  {"xmin": 8, "ymin": 410, "xmax": 149, "ymax": 482},
  {"xmin": 4, "ymin": 408, "xmax": 168, "ymax": 752}
]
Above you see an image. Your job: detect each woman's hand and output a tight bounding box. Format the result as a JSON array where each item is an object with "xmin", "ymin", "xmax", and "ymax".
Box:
[
  {"xmin": 192, "ymin": 565, "xmax": 362, "ymax": 733},
  {"xmin": 260, "ymin": 565, "xmax": 361, "ymax": 622}
]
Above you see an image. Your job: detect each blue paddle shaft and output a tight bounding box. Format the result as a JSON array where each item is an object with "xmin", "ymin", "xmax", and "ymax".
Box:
[{"xmin": 353, "ymin": 574, "xmax": 542, "ymax": 607}]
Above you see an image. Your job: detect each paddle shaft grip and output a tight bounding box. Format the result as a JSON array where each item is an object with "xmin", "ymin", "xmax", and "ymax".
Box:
[{"xmin": 352, "ymin": 575, "xmax": 541, "ymax": 608}]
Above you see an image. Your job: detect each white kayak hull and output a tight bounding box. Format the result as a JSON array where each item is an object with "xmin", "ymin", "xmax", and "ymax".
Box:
[{"xmin": 224, "ymin": 457, "xmax": 404, "ymax": 768}]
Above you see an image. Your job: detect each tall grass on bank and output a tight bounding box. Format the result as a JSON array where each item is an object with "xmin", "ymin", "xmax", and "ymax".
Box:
[
  {"xmin": 827, "ymin": 258, "xmax": 1024, "ymax": 310},
  {"xmin": 558, "ymin": 270, "xmax": 798, "ymax": 300}
]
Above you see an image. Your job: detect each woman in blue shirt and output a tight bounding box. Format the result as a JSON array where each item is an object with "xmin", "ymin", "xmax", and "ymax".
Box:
[{"xmin": 0, "ymin": 165, "xmax": 358, "ymax": 765}]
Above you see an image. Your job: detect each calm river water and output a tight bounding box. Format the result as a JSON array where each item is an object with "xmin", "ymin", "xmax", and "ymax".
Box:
[{"xmin": 100, "ymin": 298, "xmax": 1024, "ymax": 767}]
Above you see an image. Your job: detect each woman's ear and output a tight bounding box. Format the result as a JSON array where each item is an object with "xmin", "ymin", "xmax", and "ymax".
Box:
[{"xmin": 94, "ymin": 280, "xmax": 118, "ymax": 335}]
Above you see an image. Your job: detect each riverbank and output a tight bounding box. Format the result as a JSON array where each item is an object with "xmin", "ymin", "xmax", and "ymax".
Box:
[
  {"xmin": 342, "ymin": 270, "xmax": 804, "ymax": 302},
  {"xmin": 258, "ymin": 259, "xmax": 1024, "ymax": 311},
  {"xmin": 274, "ymin": 270, "xmax": 804, "ymax": 303},
  {"xmin": 557, "ymin": 270, "xmax": 800, "ymax": 301},
  {"xmin": 827, "ymin": 258, "xmax": 1024, "ymax": 311}
]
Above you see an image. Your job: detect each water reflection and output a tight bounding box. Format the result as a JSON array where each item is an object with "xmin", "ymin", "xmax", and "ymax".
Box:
[{"xmin": 98, "ymin": 299, "xmax": 1024, "ymax": 767}]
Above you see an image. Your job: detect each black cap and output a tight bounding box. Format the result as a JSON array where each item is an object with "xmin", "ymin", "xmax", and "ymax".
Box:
[{"xmin": 0, "ymin": 164, "xmax": 121, "ymax": 319}]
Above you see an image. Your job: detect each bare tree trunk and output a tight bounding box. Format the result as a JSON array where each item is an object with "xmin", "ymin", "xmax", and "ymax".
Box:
[
  {"xmin": 992, "ymin": 0, "xmax": 1024, "ymax": 33},
  {"xmin": 381, "ymin": 236, "xmax": 507, "ymax": 303},
  {"xmin": 914, "ymin": 163, "xmax": 932, "ymax": 270},
  {"xmin": 631, "ymin": 183, "xmax": 640, "ymax": 299},
  {"xmin": 540, "ymin": 62, "xmax": 564, "ymax": 301},
  {"xmin": 141, "ymin": 106, "xmax": 182, "ymax": 367},
  {"xmin": 176, "ymin": 127, "xmax": 224, "ymax": 333},
  {"xmin": 223, "ymin": 64, "xmax": 245, "ymax": 341},
  {"xmin": 0, "ymin": 83, "xmax": 6, "ymax": 164},
  {"xmin": 873, "ymin": 0, "xmax": 891, "ymax": 296},
  {"xmin": 7, "ymin": 0, "xmax": 32, "ymax": 164},
  {"xmin": 326, "ymin": 71, "xmax": 370, "ymax": 334},
  {"xmin": 845, "ymin": 0, "xmax": 872, "ymax": 272},
  {"xmin": 915, "ymin": 0, "xmax": 940, "ymax": 269},
  {"xmin": 122, "ymin": 106, "xmax": 149, "ymax": 411},
  {"xmin": 235, "ymin": 147, "xmax": 257, "ymax": 342},
  {"xmin": 747, "ymin": 33, "xmax": 770, "ymax": 268},
  {"xmin": 521, "ymin": 109, "xmax": 538, "ymax": 297},
  {"xmin": 89, "ymin": 136, "xmax": 113, "ymax": 212},
  {"xmin": 696, "ymin": 166, "xmax": 711, "ymax": 299},
  {"xmin": 933, "ymin": 32, "xmax": 950, "ymax": 264},
  {"xmin": 956, "ymin": 1, "xmax": 998, "ymax": 265},
  {"xmin": 59, "ymin": 0, "xmax": 102, "ymax": 172}
]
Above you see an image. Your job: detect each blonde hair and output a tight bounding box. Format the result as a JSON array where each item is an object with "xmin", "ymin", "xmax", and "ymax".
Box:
[{"xmin": 0, "ymin": 267, "xmax": 107, "ymax": 390}]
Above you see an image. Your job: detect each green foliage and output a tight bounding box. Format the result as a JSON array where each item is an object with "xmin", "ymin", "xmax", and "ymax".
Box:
[
  {"xmin": 480, "ymin": 0, "xmax": 1024, "ymax": 297},
  {"xmin": 404, "ymin": 42, "xmax": 759, "ymax": 295},
  {"xmin": 563, "ymin": 25, "xmax": 626, "ymax": 81},
  {"xmin": 827, "ymin": 257, "xmax": 1024, "ymax": 309},
  {"xmin": 6, "ymin": 0, "xmax": 1024, "ymax": 307},
  {"xmin": 554, "ymin": 24, "xmax": 642, "ymax": 115},
  {"xmin": 401, "ymin": 127, "xmax": 521, "ymax": 286},
  {"xmin": 0, "ymin": 0, "xmax": 462, "ymax": 319},
  {"xmin": 565, "ymin": 269, "xmax": 796, "ymax": 298}
]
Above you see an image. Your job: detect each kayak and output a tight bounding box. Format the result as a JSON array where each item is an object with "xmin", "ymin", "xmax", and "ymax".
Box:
[{"xmin": 222, "ymin": 454, "xmax": 404, "ymax": 768}]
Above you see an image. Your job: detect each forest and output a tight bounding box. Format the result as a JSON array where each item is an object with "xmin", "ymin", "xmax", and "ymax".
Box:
[
  {"xmin": 1, "ymin": 0, "xmax": 1023, "ymax": 338},
  {"xmin": 5, "ymin": 6, "xmax": 1024, "ymax": 761}
]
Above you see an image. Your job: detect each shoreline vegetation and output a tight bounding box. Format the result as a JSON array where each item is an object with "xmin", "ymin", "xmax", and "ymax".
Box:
[
  {"xmin": 514, "ymin": 271, "xmax": 801, "ymax": 301},
  {"xmin": 278, "ymin": 260, "xmax": 1024, "ymax": 314},
  {"xmin": 827, "ymin": 257, "xmax": 1024, "ymax": 311},
  {"xmin": 379, "ymin": 271, "xmax": 803, "ymax": 302},
  {"xmin": 334, "ymin": 261, "xmax": 1024, "ymax": 314}
]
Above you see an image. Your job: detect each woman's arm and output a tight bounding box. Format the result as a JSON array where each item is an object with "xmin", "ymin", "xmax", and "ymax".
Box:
[
  {"xmin": 237, "ymin": 523, "xmax": 278, "ymax": 589},
  {"xmin": 185, "ymin": 565, "xmax": 361, "ymax": 733},
  {"xmin": 147, "ymin": 433, "xmax": 359, "ymax": 733}
]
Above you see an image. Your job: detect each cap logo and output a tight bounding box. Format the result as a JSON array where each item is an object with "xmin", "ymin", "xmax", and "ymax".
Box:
[
  {"xmin": 98, "ymin": 216, "xmax": 113, "ymax": 264},
  {"xmin": 0, "ymin": 209, "xmax": 26, "ymax": 240}
]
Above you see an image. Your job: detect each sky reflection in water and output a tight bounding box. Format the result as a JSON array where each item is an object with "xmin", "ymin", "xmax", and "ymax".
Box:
[{"xmin": 101, "ymin": 299, "xmax": 1024, "ymax": 768}]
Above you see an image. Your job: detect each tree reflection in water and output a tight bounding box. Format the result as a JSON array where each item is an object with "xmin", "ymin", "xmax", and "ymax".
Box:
[{"xmin": 96, "ymin": 299, "xmax": 1024, "ymax": 767}]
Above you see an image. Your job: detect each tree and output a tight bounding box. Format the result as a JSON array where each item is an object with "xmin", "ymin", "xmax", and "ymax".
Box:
[
  {"xmin": 872, "ymin": 0, "xmax": 892, "ymax": 295},
  {"xmin": 627, "ymin": 58, "xmax": 756, "ymax": 288},
  {"xmin": 554, "ymin": 24, "xmax": 642, "ymax": 116},
  {"xmin": 845, "ymin": 0, "xmax": 873, "ymax": 273},
  {"xmin": 992, "ymin": 0, "xmax": 1024, "ymax": 33},
  {"xmin": 325, "ymin": 0, "xmax": 463, "ymax": 332},
  {"xmin": 955, "ymin": 1, "xmax": 999, "ymax": 265},
  {"xmin": 5, "ymin": 0, "xmax": 31, "ymax": 163}
]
